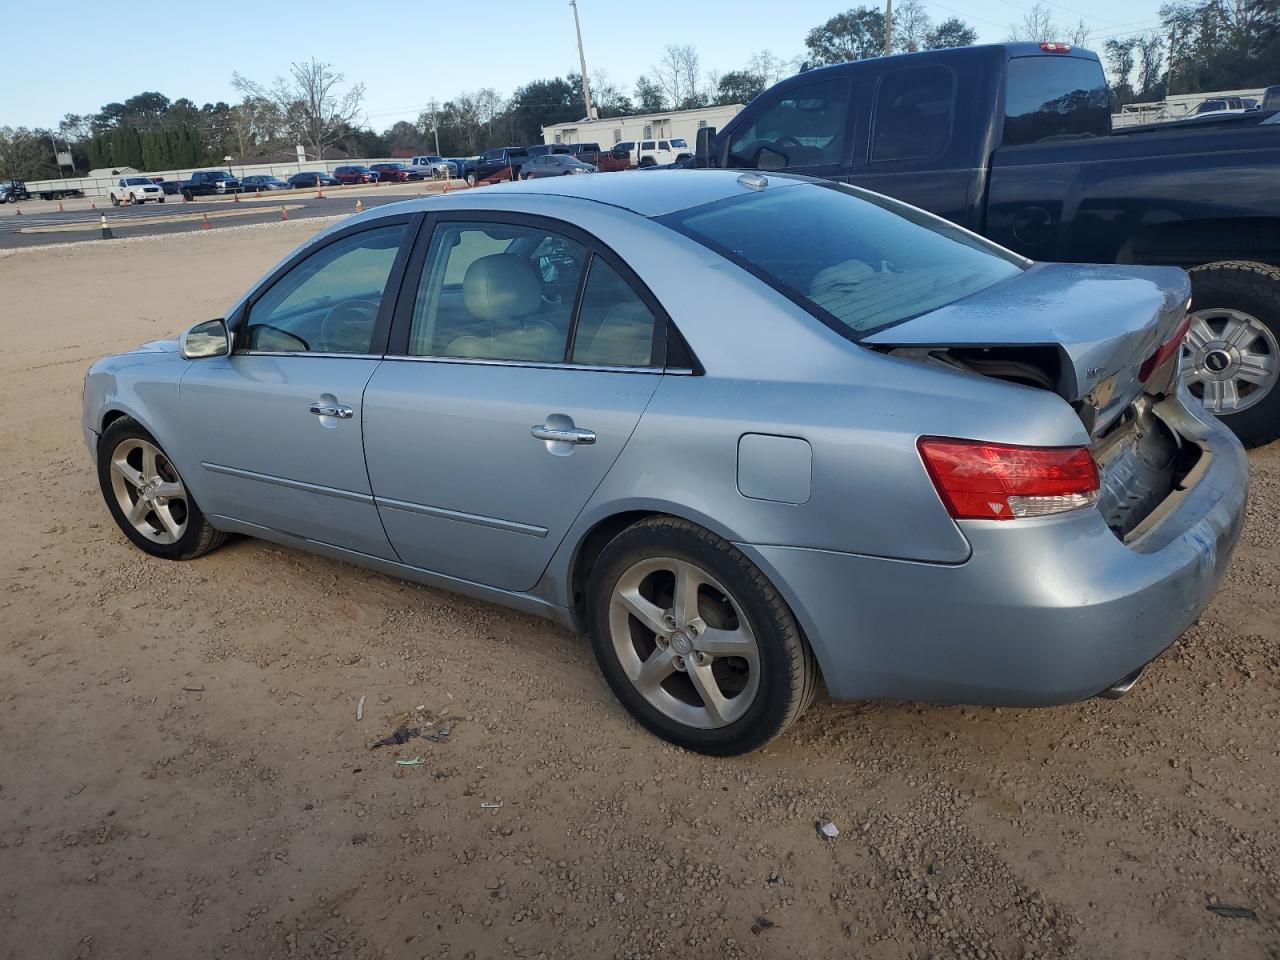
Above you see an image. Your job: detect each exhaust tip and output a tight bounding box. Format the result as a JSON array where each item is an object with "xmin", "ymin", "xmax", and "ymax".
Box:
[{"xmin": 1097, "ymin": 666, "xmax": 1145, "ymax": 700}]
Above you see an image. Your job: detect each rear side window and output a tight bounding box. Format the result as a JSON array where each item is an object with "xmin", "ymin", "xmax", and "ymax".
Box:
[
  {"xmin": 726, "ymin": 77, "xmax": 851, "ymax": 171},
  {"xmin": 871, "ymin": 66, "xmax": 956, "ymax": 162},
  {"xmin": 1003, "ymin": 56, "xmax": 1109, "ymax": 145},
  {"xmin": 662, "ymin": 183, "xmax": 1023, "ymax": 338},
  {"xmin": 571, "ymin": 258, "xmax": 658, "ymax": 367}
]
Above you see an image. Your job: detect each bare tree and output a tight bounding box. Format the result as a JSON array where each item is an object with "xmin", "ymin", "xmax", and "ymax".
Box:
[
  {"xmin": 747, "ymin": 50, "xmax": 792, "ymax": 85},
  {"xmin": 449, "ymin": 92, "xmax": 482, "ymax": 154},
  {"xmin": 1069, "ymin": 17, "xmax": 1093, "ymax": 47},
  {"xmin": 893, "ymin": 0, "xmax": 933, "ymax": 52},
  {"xmin": 1006, "ymin": 2, "xmax": 1058, "ymax": 41},
  {"xmin": 1135, "ymin": 32, "xmax": 1165, "ymax": 98},
  {"xmin": 652, "ymin": 45, "xmax": 704, "ymax": 109},
  {"xmin": 233, "ymin": 60, "xmax": 364, "ymax": 160}
]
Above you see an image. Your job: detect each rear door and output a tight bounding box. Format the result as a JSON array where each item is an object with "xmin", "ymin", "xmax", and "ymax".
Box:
[
  {"xmin": 180, "ymin": 215, "xmax": 418, "ymax": 558},
  {"xmin": 362, "ymin": 213, "xmax": 667, "ymax": 592}
]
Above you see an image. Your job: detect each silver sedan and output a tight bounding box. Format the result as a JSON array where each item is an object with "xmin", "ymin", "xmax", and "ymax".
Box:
[{"xmin": 82, "ymin": 171, "xmax": 1248, "ymax": 754}]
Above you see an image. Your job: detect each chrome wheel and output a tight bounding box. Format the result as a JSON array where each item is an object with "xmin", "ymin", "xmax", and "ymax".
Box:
[
  {"xmin": 108, "ymin": 438, "xmax": 189, "ymax": 545},
  {"xmin": 608, "ymin": 557, "xmax": 760, "ymax": 729},
  {"xmin": 1182, "ymin": 307, "xmax": 1278, "ymax": 414}
]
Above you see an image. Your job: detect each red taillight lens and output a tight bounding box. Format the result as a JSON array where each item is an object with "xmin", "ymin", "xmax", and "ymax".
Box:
[
  {"xmin": 1039, "ymin": 41, "xmax": 1073, "ymax": 52},
  {"xmin": 1138, "ymin": 314, "xmax": 1192, "ymax": 382},
  {"xmin": 917, "ymin": 438, "xmax": 1100, "ymax": 520}
]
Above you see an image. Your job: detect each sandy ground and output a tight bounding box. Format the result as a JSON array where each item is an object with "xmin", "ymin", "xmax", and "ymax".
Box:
[{"xmin": 1, "ymin": 223, "xmax": 1278, "ymax": 960}]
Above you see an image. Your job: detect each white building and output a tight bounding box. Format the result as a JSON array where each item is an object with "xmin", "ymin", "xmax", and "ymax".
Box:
[{"xmin": 542, "ymin": 103, "xmax": 745, "ymax": 148}]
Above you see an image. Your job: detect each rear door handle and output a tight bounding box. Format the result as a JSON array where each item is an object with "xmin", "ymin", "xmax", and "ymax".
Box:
[
  {"xmin": 531, "ymin": 424, "xmax": 596, "ymax": 445},
  {"xmin": 310, "ymin": 401, "xmax": 353, "ymax": 419}
]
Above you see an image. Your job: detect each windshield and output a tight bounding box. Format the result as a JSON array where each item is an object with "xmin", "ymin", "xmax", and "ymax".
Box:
[
  {"xmin": 661, "ymin": 181, "xmax": 1024, "ymax": 338},
  {"xmin": 670, "ymin": 139, "xmax": 688, "ymax": 148},
  {"xmin": 126, "ymin": 177, "xmax": 152, "ymax": 185}
]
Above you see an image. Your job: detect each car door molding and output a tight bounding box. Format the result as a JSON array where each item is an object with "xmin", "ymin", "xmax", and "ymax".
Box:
[
  {"xmin": 385, "ymin": 209, "xmax": 672, "ymax": 368},
  {"xmin": 202, "ymin": 461, "xmax": 374, "ymax": 504},
  {"xmin": 374, "ymin": 495, "xmax": 549, "ymax": 538}
]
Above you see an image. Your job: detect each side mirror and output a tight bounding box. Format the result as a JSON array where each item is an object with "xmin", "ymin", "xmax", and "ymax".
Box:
[
  {"xmin": 180, "ymin": 318, "xmax": 232, "ymax": 359},
  {"xmin": 695, "ymin": 126, "xmax": 718, "ymax": 168}
]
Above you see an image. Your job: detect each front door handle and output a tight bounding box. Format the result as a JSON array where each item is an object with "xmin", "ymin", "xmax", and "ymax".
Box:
[
  {"xmin": 531, "ymin": 424, "xmax": 596, "ymax": 445},
  {"xmin": 310, "ymin": 401, "xmax": 353, "ymax": 419}
]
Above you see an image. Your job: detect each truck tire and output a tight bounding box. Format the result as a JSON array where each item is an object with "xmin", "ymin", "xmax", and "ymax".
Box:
[
  {"xmin": 1185, "ymin": 261, "xmax": 1280, "ymax": 448},
  {"xmin": 4, "ymin": 194, "xmax": 16, "ymax": 204},
  {"xmin": 110, "ymin": 194, "xmax": 120, "ymax": 207},
  {"xmin": 465, "ymin": 172, "xmax": 478, "ymax": 187},
  {"xmin": 181, "ymin": 189, "xmax": 193, "ymax": 202}
]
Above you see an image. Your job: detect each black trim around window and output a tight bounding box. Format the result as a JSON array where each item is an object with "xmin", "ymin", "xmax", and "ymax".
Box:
[
  {"xmin": 232, "ymin": 212, "xmax": 423, "ymax": 357},
  {"xmin": 385, "ymin": 210, "xmax": 676, "ymax": 371}
]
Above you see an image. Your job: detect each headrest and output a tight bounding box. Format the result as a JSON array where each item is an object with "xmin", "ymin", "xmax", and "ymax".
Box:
[{"xmin": 463, "ymin": 253, "xmax": 541, "ymax": 321}]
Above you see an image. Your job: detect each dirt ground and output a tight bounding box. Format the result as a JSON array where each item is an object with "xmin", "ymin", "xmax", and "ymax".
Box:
[{"xmin": 1, "ymin": 223, "xmax": 1278, "ymax": 960}]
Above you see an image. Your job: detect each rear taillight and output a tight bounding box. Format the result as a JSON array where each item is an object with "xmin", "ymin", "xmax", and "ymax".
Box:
[
  {"xmin": 1039, "ymin": 41, "xmax": 1073, "ymax": 52},
  {"xmin": 1138, "ymin": 314, "xmax": 1192, "ymax": 382},
  {"xmin": 917, "ymin": 438, "xmax": 1099, "ymax": 520}
]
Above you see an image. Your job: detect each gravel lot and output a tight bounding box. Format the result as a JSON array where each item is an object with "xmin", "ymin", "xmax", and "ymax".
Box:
[{"xmin": 1, "ymin": 222, "xmax": 1278, "ymax": 960}]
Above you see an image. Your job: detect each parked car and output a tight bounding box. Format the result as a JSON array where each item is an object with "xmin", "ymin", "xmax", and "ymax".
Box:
[
  {"xmin": 409, "ymin": 155, "xmax": 459, "ymax": 179},
  {"xmin": 688, "ymin": 42, "xmax": 1280, "ymax": 447},
  {"xmin": 1191, "ymin": 96, "xmax": 1255, "ymax": 117},
  {"xmin": 634, "ymin": 138, "xmax": 692, "ymax": 167},
  {"xmin": 240, "ymin": 175, "xmax": 292, "ymax": 192},
  {"xmin": 566, "ymin": 142, "xmax": 604, "ymax": 165},
  {"xmin": 110, "ymin": 176, "xmax": 165, "ymax": 205},
  {"xmin": 461, "ymin": 147, "xmax": 529, "ymax": 186},
  {"xmin": 288, "ymin": 172, "xmax": 340, "ymax": 188},
  {"xmin": 179, "ymin": 170, "xmax": 240, "ymax": 201},
  {"xmin": 1264, "ymin": 85, "xmax": 1280, "ymax": 111},
  {"xmin": 151, "ymin": 177, "xmax": 181, "ymax": 196},
  {"xmin": 334, "ymin": 165, "xmax": 379, "ymax": 185},
  {"xmin": 524, "ymin": 144, "xmax": 573, "ymax": 159},
  {"xmin": 519, "ymin": 154, "xmax": 596, "ymax": 179},
  {"xmin": 82, "ymin": 171, "xmax": 1247, "ymax": 755},
  {"xmin": 370, "ymin": 163, "xmax": 425, "ymax": 183}
]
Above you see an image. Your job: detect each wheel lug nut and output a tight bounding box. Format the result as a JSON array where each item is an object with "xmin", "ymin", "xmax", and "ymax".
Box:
[
  {"xmin": 694, "ymin": 651, "xmax": 707, "ymax": 666},
  {"xmin": 672, "ymin": 655, "xmax": 685, "ymax": 671}
]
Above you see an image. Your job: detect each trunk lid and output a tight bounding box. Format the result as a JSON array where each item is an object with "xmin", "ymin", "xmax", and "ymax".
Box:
[{"xmin": 863, "ymin": 262, "xmax": 1191, "ymax": 435}]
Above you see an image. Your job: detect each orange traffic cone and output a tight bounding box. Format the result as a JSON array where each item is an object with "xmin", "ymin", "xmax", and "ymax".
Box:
[
  {"xmin": 355, "ymin": 199, "xmax": 363, "ymax": 213},
  {"xmin": 14, "ymin": 207, "xmax": 21, "ymax": 216},
  {"xmin": 201, "ymin": 213, "xmax": 211, "ymax": 230},
  {"xmin": 316, "ymin": 181, "xmax": 325, "ymax": 199},
  {"xmin": 58, "ymin": 200, "xmax": 64, "ymax": 212},
  {"xmin": 91, "ymin": 200, "xmax": 97, "ymax": 209},
  {"xmin": 280, "ymin": 205, "xmax": 288, "ymax": 221},
  {"xmin": 233, "ymin": 191, "xmax": 240, "ymax": 203}
]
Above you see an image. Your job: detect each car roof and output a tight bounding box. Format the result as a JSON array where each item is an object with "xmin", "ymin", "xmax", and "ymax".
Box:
[{"xmin": 395, "ymin": 169, "xmax": 810, "ymax": 218}]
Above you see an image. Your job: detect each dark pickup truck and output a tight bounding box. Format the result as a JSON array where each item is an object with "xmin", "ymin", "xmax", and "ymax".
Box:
[
  {"xmin": 462, "ymin": 147, "xmax": 529, "ymax": 186},
  {"xmin": 179, "ymin": 170, "xmax": 241, "ymax": 201},
  {"xmin": 692, "ymin": 42, "xmax": 1280, "ymax": 446}
]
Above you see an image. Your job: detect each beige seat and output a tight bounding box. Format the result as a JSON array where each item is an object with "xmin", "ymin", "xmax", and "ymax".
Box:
[
  {"xmin": 447, "ymin": 253, "xmax": 563, "ymax": 362},
  {"xmin": 575, "ymin": 301, "xmax": 654, "ymax": 366}
]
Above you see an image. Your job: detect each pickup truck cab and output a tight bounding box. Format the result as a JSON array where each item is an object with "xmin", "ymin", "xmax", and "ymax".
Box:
[
  {"xmin": 0, "ymin": 179, "xmax": 31, "ymax": 203},
  {"xmin": 462, "ymin": 147, "xmax": 529, "ymax": 186},
  {"xmin": 635, "ymin": 138, "xmax": 691, "ymax": 167},
  {"xmin": 695, "ymin": 43, "xmax": 1280, "ymax": 446},
  {"xmin": 180, "ymin": 170, "xmax": 240, "ymax": 201},
  {"xmin": 111, "ymin": 176, "xmax": 165, "ymax": 205}
]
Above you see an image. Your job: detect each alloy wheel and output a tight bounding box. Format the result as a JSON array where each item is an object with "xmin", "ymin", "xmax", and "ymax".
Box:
[
  {"xmin": 1182, "ymin": 307, "xmax": 1278, "ymax": 413},
  {"xmin": 108, "ymin": 438, "xmax": 190, "ymax": 544},
  {"xmin": 608, "ymin": 557, "xmax": 761, "ymax": 729}
]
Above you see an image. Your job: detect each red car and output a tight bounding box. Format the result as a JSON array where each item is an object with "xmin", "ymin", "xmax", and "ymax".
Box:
[
  {"xmin": 333, "ymin": 165, "xmax": 380, "ymax": 184},
  {"xmin": 370, "ymin": 163, "xmax": 425, "ymax": 183}
]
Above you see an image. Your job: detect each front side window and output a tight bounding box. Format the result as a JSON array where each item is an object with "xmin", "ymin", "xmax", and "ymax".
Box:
[
  {"xmin": 671, "ymin": 138, "xmax": 688, "ymax": 148},
  {"xmin": 871, "ymin": 66, "xmax": 956, "ymax": 162},
  {"xmin": 727, "ymin": 77, "xmax": 851, "ymax": 171},
  {"xmin": 408, "ymin": 222, "xmax": 588, "ymax": 362},
  {"xmin": 661, "ymin": 183, "xmax": 1023, "ymax": 338},
  {"xmin": 659, "ymin": 140, "xmax": 670, "ymax": 150},
  {"xmin": 243, "ymin": 224, "xmax": 407, "ymax": 354},
  {"xmin": 1003, "ymin": 55, "xmax": 1110, "ymax": 145}
]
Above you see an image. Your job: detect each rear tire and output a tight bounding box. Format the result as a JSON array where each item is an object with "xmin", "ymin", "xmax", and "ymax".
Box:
[
  {"xmin": 1185, "ymin": 261, "xmax": 1280, "ymax": 448},
  {"xmin": 97, "ymin": 417, "xmax": 226, "ymax": 561},
  {"xmin": 586, "ymin": 517, "xmax": 817, "ymax": 755}
]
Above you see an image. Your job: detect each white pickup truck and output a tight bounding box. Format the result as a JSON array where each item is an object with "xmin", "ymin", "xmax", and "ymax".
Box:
[
  {"xmin": 109, "ymin": 176, "xmax": 165, "ymax": 205},
  {"xmin": 634, "ymin": 137, "xmax": 692, "ymax": 167}
]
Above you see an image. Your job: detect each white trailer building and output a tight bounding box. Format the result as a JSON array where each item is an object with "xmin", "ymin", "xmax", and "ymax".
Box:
[{"xmin": 542, "ymin": 103, "xmax": 745, "ymax": 148}]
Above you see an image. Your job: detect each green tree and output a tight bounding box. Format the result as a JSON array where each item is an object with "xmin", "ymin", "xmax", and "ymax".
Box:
[
  {"xmin": 1104, "ymin": 37, "xmax": 1139, "ymax": 104},
  {"xmin": 925, "ymin": 17, "xmax": 978, "ymax": 49},
  {"xmin": 633, "ymin": 76, "xmax": 666, "ymax": 112},
  {"xmin": 715, "ymin": 70, "xmax": 768, "ymax": 105},
  {"xmin": 0, "ymin": 127, "xmax": 56, "ymax": 179},
  {"xmin": 804, "ymin": 7, "xmax": 886, "ymax": 65}
]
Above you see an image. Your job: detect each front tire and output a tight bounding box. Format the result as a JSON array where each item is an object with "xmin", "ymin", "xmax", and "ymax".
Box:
[
  {"xmin": 1184, "ymin": 261, "xmax": 1280, "ymax": 448},
  {"xmin": 110, "ymin": 194, "xmax": 120, "ymax": 207},
  {"xmin": 586, "ymin": 517, "xmax": 817, "ymax": 755},
  {"xmin": 465, "ymin": 172, "xmax": 478, "ymax": 187},
  {"xmin": 97, "ymin": 417, "xmax": 226, "ymax": 561}
]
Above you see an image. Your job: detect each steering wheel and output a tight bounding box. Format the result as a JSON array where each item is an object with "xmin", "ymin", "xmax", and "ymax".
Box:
[
  {"xmin": 775, "ymin": 136, "xmax": 803, "ymax": 151},
  {"xmin": 320, "ymin": 299, "xmax": 378, "ymax": 353}
]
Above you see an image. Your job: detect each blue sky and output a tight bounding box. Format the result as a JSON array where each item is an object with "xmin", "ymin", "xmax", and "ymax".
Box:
[{"xmin": 1, "ymin": 0, "xmax": 1166, "ymax": 130}]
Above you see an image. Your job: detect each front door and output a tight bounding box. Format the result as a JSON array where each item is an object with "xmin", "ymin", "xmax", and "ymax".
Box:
[
  {"xmin": 722, "ymin": 74, "xmax": 855, "ymax": 182},
  {"xmin": 363, "ymin": 215, "xmax": 667, "ymax": 592},
  {"xmin": 180, "ymin": 218, "xmax": 415, "ymax": 559}
]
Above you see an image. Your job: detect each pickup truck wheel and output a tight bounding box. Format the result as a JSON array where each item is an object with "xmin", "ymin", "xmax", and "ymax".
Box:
[
  {"xmin": 1184, "ymin": 261, "xmax": 1280, "ymax": 448},
  {"xmin": 97, "ymin": 418, "xmax": 226, "ymax": 561},
  {"xmin": 465, "ymin": 172, "xmax": 478, "ymax": 187},
  {"xmin": 159, "ymin": 196, "xmax": 165, "ymax": 203},
  {"xmin": 181, "ymin": 189, "xmax": 193, "ymax": 202},
  {"xmin": 586, "ymin": 517, "xmax": 818, "ymax": 755},
  {"xmin": 110, "ymin": 194, "xmax": 120, "ymax": 207}
]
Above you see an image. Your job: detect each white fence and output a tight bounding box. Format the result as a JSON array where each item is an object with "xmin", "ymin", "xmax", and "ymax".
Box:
[{"xmin": 22, "ymin": 157, "xmax": 425, "ymax": 198}]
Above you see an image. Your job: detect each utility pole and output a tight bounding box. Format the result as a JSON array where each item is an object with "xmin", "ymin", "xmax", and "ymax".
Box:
[
  {"xmin": 429, "ymin": 99, "xmax": 441, "ymax": 155},
  {"xmin": 569, "ymin": 0, "xmax": 597, "ymax": 120},
  {"xmin": 884, "ymin": 0, "xmax": 894, "ymax": 55}
]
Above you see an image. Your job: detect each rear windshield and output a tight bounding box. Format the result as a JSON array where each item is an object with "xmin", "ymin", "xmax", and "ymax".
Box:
[
  {"xmin": 1003, "ymin": 55, "xmax": 1110, "ymax": 145},
  {"xmin": 660, "ymin": 181, "xmax": 1024, "ymax": 338}
]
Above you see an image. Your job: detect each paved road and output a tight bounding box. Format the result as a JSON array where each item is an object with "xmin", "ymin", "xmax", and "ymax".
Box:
[{"xmin": 0, "ymin": 188, "xmax": 430, "ymax": 249}]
